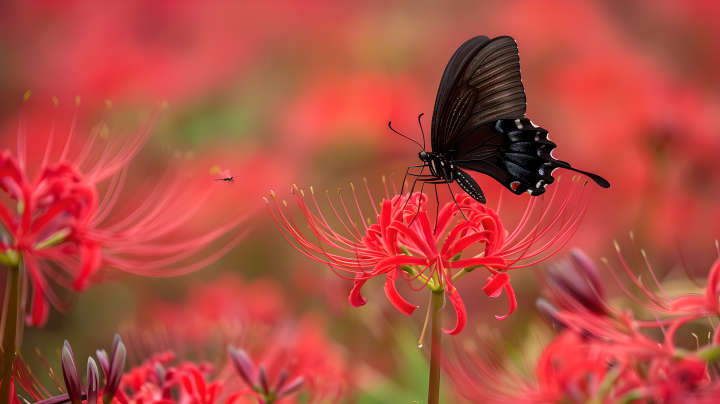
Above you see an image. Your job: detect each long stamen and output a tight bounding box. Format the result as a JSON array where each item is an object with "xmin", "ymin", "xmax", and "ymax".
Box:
[
  {"xmin": 349, "ymin": 183, "xmax": 369, "ymax": 232},
  {"xmin": 336, "ymin": 188, "xmax": 364, "ymax": 239},
  {"xmin": 59, "ymin": 97, "xmax": 81, "ymax": 162},
  {"xmin": 363, "ymin": 178, "xmax": 379, "ymax": 217},
  {"xmin": 18, "ymin": 91, "xmax": 31, "ymax": 173},
  {"xmin": 382, "ymin": 175, "xmax": 390, "ymax": 200},
  {"xmin": 41, "ymin": 96, "xmax": 59, "ymax": 170}
]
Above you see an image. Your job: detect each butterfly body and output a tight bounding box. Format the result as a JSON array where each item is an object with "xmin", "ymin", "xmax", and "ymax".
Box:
[{"xmin": 405, "ymin": 35, "xmax": 609, "ymax": 205}]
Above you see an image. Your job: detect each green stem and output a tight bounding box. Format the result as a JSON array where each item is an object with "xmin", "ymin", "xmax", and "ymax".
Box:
[
  {"xmin": 427, "ymin": 290, "xmax": 444, "ymax": 404},
  {"xmin": 451, "ymin": 264, "xmax": 482, "ymax": 283},
  {"xmin": 1, "ymin": 265, "xmax": 20, "ymax": 404}
]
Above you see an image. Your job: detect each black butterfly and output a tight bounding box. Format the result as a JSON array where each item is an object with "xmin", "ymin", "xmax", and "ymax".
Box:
[{"xmin": 397, "ymin": 35, "xmax": 610, "ymax": 206}]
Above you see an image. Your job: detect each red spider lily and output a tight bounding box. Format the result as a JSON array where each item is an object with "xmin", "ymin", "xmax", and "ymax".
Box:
[
  {"xmin": 266, "ymin": 177, "xmax": 592, "ymax": 334},
  {"xmin": 118, "ymin": 352, "xmax": 223, "ymax": 404},
  {"xmin": 119, "ymin": 275, "xmax": 347, "ymax": 404},
  {"xmin": 118, "ymin": 317, "xmax": 347, "ymax": 404},
  {"xmin": 596, "ymin": 239, "xmax": 720, "ymax": 353},
  {"xmin": 446, "ymin": 250, "xmax": 720, "ymax": 403},
  {"xmin": 226, "ymin": 320, "xmax": 347, "ymax": 404},
  {"xmin": 1, "ymin": 95, "xmax": 250, "ymax": 327},
  {"xmin": 12, "ymin": 334, "xmax": 126, "ymax": 404}
]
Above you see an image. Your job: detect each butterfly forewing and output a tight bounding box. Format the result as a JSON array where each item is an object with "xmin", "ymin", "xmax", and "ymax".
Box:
[{"xmin": 431, "ymin": 36, "xmax": 526, "ymax": 157}]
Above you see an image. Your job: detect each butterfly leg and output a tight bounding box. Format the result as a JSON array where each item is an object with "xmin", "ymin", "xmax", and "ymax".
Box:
[
  {"xmin": 406, "ymin": 181, "xmax": 427, "ymax": 228},
  {"xmin": 400, "ymin": 164, "xmax": 428, "ymax": 196},
  {"xmin": 434, "ymin": 184, "xmax": 439, "ymax": 233},
  {"xmin": 400, "ymin": 169, "xmax": 425, "ymax": 216}
]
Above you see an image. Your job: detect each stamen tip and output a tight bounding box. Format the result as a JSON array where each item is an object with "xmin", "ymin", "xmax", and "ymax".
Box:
[
  {"xmin": 600, "ymin": 257, "xmax": 608, "ymax": 263},
  {"xmin": 613, "ymin": 240, "xmax": 620, "ymax": 251},
  {"xmin": 325, "ymin": 190, "xmax": 328, "ymax": 196},
  {"xmin": 382, "ymin": 175, "xmax": 386, "ymax": 183},
  {"xmin": 52, "ymin": 96, "xmax": 59, "ymax": 107},
  {"xmin": 583, "ymin": 180, "xmax": 588, "ymax": 186},
  {"xmin": 263, "ymin": 197, "xmax": 268, "ymax": 203},
  {"xmin": 270, "ymin": 190, "xmax": 276, "ymax": 199},
  {"xmin": 106, "ymin": 99, "xmax": 113, "ymax": 109},
  {"xmin": 300, "ymin": 190, "xmax": 304, "ymax": 196},
  {"xmin": 310, "ymin": 186, "xmax": 314, "ymax": 194},
  {"xmin": 23, "ymin": 90, "xmax": 32, "ymax": 102},
  {"xmin": 363, "ymin": 177, "xmax": 368, "ymax": 184},
  {"xmin": 282, "ymin": 200, "xmax": 287, "ymax": 207},
  {"xmin": 75, "ymin": 96, "xmax": 81, "ymax": 105},
  {"xmin": 161, "ymin": 100, "xmax": 170, "ymax": 110},
  {"xmin": 338, "ymin": 188, "xmax": 341, "ymax": 195},
  {"xmin": 350, "ymin": 183, "xmax": 355, "ymax": 191},
  {"xmin": 641, "ymin": 249, "xmax": 647, "ymax": 258}
]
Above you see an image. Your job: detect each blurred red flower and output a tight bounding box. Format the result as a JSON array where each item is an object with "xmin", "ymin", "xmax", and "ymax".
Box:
[
  {"xmin": 278, "ymin": 73, "xmax": 425, "ymax": 156},
  {"xmin": 267, "ymin": 177, "xmax": 592, "ymax": 334},
  {"xmin": 119, "ymin": 316, "xmax": 347, "ymax": 404},
  {"xmin": 446, "ymin": 246, "xmax": 720, "ymax": 404},
  {"xmin": 136, "ymin": 274, "xmax": 287, "ymax": 347},
  {"xmin": 0, "ymin": 95, "xmax": 250, "ymax": 327},
  {"xmin": 226, "ymin": 319, "xmax": 347, "ymax": 404},
  {"xmin": 0, "ymin": 1, "xmax": 273, "ymax": 103}
]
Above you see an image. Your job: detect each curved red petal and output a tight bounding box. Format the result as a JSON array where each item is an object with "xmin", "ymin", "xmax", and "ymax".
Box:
[
  {"xmin": 442, "ymin": 288, "xmax": 466, "ymax": 335},
  {"xmin": 495, "ymin": 283, "xmax": 518, "ymax": 321},
  {"xmin": 72, "ymin": 243, "xmax": 101, "ymax": 291},
  {"xmin": 383, "ymin": 270, "xmax": 418, "ymax": 316},
  {"xmin": 706, "ymin": 257, "xmax": 720, "ymax": 304},
  {"xmin": 482, "ymin": 272, "xmax": 510, "ymax": 297},
  {"xmin": 27, "ymin": 280, "xmax": 49, "ymax": 327},
  {"xmin": 349, "ymin": 276, "xmax": 369, "ymax": 308}
]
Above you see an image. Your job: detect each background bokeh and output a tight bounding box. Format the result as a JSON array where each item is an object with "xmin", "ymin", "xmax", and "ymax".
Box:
[{"xmin": 1, "ymin": 1, "xmax": 719, "ymax": 402}]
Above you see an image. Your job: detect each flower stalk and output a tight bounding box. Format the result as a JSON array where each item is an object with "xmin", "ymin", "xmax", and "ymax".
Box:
[
  {"xmin": 1, "ymin": 264, "xmax": 20, "ymax": 404},
  {"xmin": 428, "ymin": 289, "xmax": 444, "ymax": 404}
]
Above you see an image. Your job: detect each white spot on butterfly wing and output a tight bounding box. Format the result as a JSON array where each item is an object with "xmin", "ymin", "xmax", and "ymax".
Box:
[
  {"xmin": 530, "ymin": 120, "xmax": 539, "ymax": 128},
  {"xmin": 514, "ymin": 119, "xmax": 523, "ymax": 129}
]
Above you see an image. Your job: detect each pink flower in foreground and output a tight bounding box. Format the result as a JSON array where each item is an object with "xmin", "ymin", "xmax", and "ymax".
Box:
[
  {"xmin": 267, "ymin": 177, "xmax": 593, "ymax": 334},
  {"xmin": 1, "ymin": 95, "xmax": 250, "ymax": 327}
]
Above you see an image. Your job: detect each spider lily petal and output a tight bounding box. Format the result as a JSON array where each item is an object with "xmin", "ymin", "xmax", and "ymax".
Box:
[{"xmin": 2, "ymin": 97, "xmax": 249, "ymax": 327}]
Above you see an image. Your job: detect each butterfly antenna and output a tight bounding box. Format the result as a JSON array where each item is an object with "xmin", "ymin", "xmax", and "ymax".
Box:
[
  {"xmin": 389, "ymin": 122, "xmax": 423, "ymax": 150},
  {"xmin": 418, "ymin": 113, "xmax": 426, "ymax": 151}
]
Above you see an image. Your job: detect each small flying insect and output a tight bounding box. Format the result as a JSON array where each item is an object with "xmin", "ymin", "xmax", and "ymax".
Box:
[{"xmin": 214, "ymin": 169, "xmax": 236, "ymax": 185}]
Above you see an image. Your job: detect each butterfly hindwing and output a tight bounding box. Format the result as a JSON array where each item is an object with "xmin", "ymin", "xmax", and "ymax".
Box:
[{"xmin": 453, "ymin": 118, "xmax": 610, "ymax": 196}]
